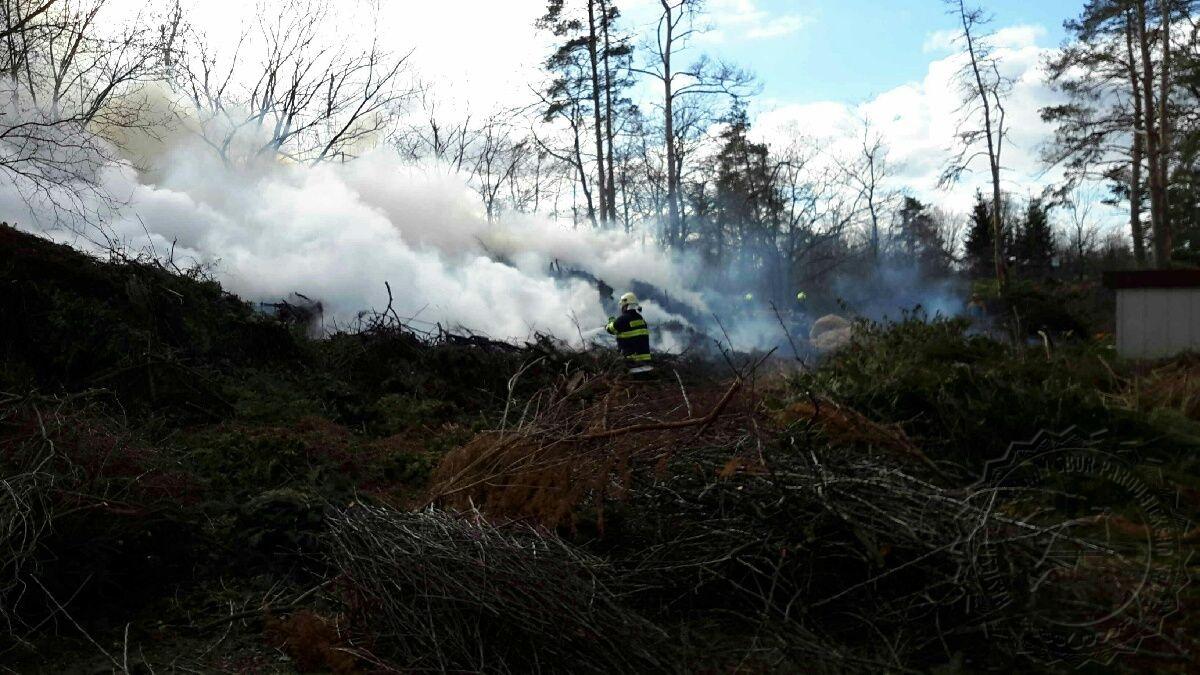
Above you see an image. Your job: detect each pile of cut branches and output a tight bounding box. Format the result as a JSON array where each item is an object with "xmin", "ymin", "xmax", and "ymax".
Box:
[
  {"xmin": 611, "ymin": 443, "xmax": 1104, "ymax": 669},
  {"xmin": 327, "ymin": 505, "xmax": 671, "ymax": 673},
  {"xmin": 427, "ymin": 369, "xmax": 755, "ymax": 530},
  {"xmin": 405, "ymin": 350, "xmax": 1191, "ymax": 670},
  {"xmin": 0, "ymin": 457, "xmax": 50, "ymax": 632},
  {"xmin": 333, "ymin": 436, "xmax": 1169, "ymax": 671},
  {"xmin": 0, "ymin": 392, "xmax": 203, "ymax": 642}
]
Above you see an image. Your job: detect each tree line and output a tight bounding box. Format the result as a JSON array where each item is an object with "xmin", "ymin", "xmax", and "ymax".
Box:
[{"xmin": 3, "ymin": 0, "xmax": 1200, "ymax": 307}]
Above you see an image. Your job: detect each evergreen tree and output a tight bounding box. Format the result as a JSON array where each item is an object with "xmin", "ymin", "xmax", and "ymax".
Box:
[
  {"xmin": 539, "ymin": 0, "xmax": 632, "ymax": 227},
  {"xmin": 1170, "ymin": 152, "xmax": 1200, "ymax": 263},
  {"xmin": 1169, "ymin": 26, "xmax": 1200, "ymax": 264},
  {"xmin": 1014, "ymin": 198, "xmax": 1056, "ymax": 277},
  {"xmin": 964, "ymin": 192, "xmax": 995, "ymax": 278},
  {"xmin": 1043, "ymin": 0, "xmax": 1147, "ymax": 266},
  {"xmin": 894, "ymin": 197, "xmax": 950, "ymax": 278},
  {"xmin": 696, "ymin": 106, "xmax": 784, "ymax": 292}
]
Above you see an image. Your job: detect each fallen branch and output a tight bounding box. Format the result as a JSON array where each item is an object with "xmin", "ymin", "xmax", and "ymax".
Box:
[
  {"xmin": 770, "ymin": 301, "xmax": 804, "ymax": 364},
  {"xmin": 581, "ymin": 378, "xmax": 742, "ymax": 441},
  {"xmin": 196, "ymin": 579, "xmax": 335, "ymax": 632}
]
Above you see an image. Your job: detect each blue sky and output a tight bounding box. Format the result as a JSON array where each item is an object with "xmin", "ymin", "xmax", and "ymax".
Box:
[
  {"xmin": 605, "ymin": 0, "xmax": 1090, "ymax": 215},
  {"xmin": 708, "ymin": 0, "xmax": 1082, "ymax": 104}
]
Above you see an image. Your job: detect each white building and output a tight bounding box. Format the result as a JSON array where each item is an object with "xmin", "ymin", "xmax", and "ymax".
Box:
[{"xmin": 1106, "ymin": 270, "xmax": 1200, "ymax": 359}]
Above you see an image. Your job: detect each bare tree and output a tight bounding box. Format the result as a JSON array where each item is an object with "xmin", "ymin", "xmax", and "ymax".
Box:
[
  {"xmin": 504, "ymin": 132, "xmax": 548, "ymax": 216},
  {"xmin": 393, "ymin": 93, "xmax": 480, "ymax": 172},
  {"xmin": 469, "ymin": 115, "xmax": 532, "ymax": 223},
  {"xmin": 633, "ymin": 0, "xmax": 754, "ymax": 247},
  {"xmin": 618, "ymin": 106, "xmax": 666, "ymax": 234},
  {"xmin": 1063, "ymin": 184, "xmax": 1103, "ymax": 279},
  {"xmin": 940, "ymin": 0, "xmax": 1010, "ymax": 287},
  {"xmin": 933, "ymin": 205, "xmax": 966, "ymax": 265},
  {"xmin": 0, "ymin": 0, "xmax": 180, "ymax": 225},
  {"xmin": 175, "ymin": 0, "xmax": 416, "ymax": 167},
  {"xmin": 0, "ymin": 0, "xmax": 55, "ymax": 42},
  {"xmin": 838, "ymin": 117, "xmax": 898, "ymax": 265},
  {"xmin": 392, "ymin": 92, "xmax": 558, "ymax": 221},
  {"xmin": 775, "ymin": 137, "xmax": 857, "ymax": 291}
]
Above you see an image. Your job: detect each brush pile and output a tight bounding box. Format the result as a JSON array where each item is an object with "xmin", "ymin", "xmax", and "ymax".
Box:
[
  {"xmin": 329, "ymin": 329, "xmax": 1195, "ymax": 671},
  {"xmin": 328, "ymin": 505, "xmax": 670, "ymax": 673},
  {"xmin": 427, "ymin": 365, "xmax": 752, "ymax": 530},
  {"xmin": 0, "ymin": 445, "xmax": 49, "ymax": 631},
  {"xmin": 606, "ymin": 439, "xmax": 1150, "ymax": 670},
  {"xmin": 0, "ymin": 391, "xmax": 207, "ymax": 641},
  {"xmin": 2, "ymin": 225, "xmax": 1197, "ymax": 671}
]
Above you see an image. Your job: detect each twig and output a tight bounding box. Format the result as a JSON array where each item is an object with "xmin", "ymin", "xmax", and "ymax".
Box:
[
  {"xmin": 500, "ymin": 357, "xmax": 546, "ymax": 439},
  {"xmin": 382, "ymin": 281, "xmax": 403, "ymax": 327},
  {"xmin": 711, "ymin": 313, "xmax": 742, "ymax": 376},
  {"xmin": 196, "ymin": 579, "xmax": 335, "ymax": 632},
  {"xmin": 1037, "ymin": 330, "xmax": 1051, "ymax": 361},
  {"xmin": 582, "ymin": 378, "xmax": 742, "ymax": 441},
  {"xmin": 31, "ymin": 576, "xmax": 119, "ymax": 669},
  {"xmin": 769, "ymin": 301, "xmax": 803, "ymax": 364},
  {"xmin": 123, "ymin": 622, "xmax": 131, "ymax": 674},
  {"xmin": 673, "ymin": 370, "xmax": 693, "ymax": 418},
  {"xmin": 568, "ymin": 310, "xmax": 587, "ymax": 345}
]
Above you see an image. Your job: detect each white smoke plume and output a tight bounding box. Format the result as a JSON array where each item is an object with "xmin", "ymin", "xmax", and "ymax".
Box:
[
  {"xmin": 0, "ymin": 88, "xmax": 973, "ymax": 355},
  {"xmin": 2, "ymin": 131, "xmax": 706, "ymax": 344}
]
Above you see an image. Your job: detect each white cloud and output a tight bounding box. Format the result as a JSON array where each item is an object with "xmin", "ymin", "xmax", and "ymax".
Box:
[
  {"xmin": 922, "ymin": 29, "xmax": 959, "ymax": 54},
  {"xmin": 703, "ymin": 0, "xmax": 812, "ymax": 42},
  {"xmin": 992, "ymin": 24, "xmax": 1049, "ymax": 49},
  {"xmin": 923, "ymin": 22, "xmax": 1045, "ymax": 54},
  {"xmin": 745, "ymin": 14, "xmax": 810, "ymax": 39},
  {"xmin": 755, "ymin": 24, "xmax": 1096, "ymax": 221}
]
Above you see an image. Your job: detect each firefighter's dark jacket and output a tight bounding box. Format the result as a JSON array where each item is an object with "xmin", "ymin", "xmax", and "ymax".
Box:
[{"xmin": 606, "ymin": 308, "xmax": 652, "ymax": 364}]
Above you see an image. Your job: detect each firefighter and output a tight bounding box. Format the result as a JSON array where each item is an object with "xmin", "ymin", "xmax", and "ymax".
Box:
[
  {"xmin": 606, "ymin": 292, "xmax": 654, "ymax": 376},
  {"xmin": 966, "ymin": 293, "xmax": 987, "ymax": 320}
]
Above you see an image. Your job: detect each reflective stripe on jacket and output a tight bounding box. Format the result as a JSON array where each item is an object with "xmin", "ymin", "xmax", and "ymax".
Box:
[{"xmin": 606, "ymin": 309, "xmax": 652, "ymax": 365}]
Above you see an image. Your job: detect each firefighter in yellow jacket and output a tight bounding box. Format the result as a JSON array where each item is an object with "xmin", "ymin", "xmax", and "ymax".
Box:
[{"xmin": 606, "ymin": 292, "xmax": 654, "ymax": 376}]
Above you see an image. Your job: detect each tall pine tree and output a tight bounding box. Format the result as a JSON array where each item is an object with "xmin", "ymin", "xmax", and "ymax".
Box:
[
  {"xmin": 539, "ymin": 0, "xmax": 631, "ymax": 227},
  {"xmin": 894, "ymin": 197, "xmax": 950, "ymax": 278},
  {"xmin": 695, "ymin": 106, "xmax": 784, "ymax": 292},
  {"xmin": 964, "ymin": 192, "xmax": 995, "ymax": 278},
  {"xmin": 1043, "ymin": 0, "xmax": 1147, "ymax": 266},
  {"xmin": 1014, "ymin": 198, "xmax": 1056, "ymax": 278}
]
